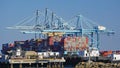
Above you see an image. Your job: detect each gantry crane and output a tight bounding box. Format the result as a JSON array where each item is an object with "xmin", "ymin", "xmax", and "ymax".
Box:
[{"xmin": 7, "ymin": 8, "xmax": 114, "ymax": 49}]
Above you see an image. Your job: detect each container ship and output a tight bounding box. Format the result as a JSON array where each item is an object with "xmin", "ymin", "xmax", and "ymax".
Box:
[{"xmin": 0, "ymin": 9, "xmax": 119, "ymax": 68}]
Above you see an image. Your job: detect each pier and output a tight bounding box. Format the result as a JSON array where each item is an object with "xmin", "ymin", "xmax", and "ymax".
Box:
[{"xmin": 9, "ymin": 58, "xmax": 65, "ymax": 68}]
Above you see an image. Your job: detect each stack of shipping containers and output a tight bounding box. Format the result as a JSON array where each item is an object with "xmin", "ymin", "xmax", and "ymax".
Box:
[{"xmin": 64, "ymin": 36, "xmax": 88, "ymax": 51}]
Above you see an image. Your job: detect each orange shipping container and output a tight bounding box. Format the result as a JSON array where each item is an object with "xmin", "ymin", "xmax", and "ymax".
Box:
[{"xmin": 49, "ymin": 37, "xmax": 54, "ymax": 45}]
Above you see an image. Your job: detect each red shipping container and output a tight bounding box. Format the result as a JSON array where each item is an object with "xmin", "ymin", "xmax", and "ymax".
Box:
[
  {"xmin": 49, "ymin": 37, "xmax": 54, "ymax": 46},
  {"xmin": 9, "ymin": 43, "xmax": 14, "ymax": 47}
]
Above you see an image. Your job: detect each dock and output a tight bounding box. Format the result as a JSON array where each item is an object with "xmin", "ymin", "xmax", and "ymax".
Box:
[{"xmin": 8, "ymin": 58, "xmax": 65, "ymax": 68}]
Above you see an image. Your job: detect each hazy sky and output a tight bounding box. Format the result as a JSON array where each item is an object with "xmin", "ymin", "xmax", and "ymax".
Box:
[{"xmin": 0, "ymin": 0, "xmax": 120, "ymax": 51}]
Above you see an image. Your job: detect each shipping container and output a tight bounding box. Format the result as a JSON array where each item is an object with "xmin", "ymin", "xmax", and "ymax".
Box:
[
  {"xmin": 111, "ymin": 53, "xmax": 120, "ymax": 61},
  {"xmin": 49, "ymin": 37, "xmax": 54, "ymax": 45},
  {"xmin": 9, "ymin": 43, "xmax": 14, "ymax": 47},
  {"xmin": 100, "ymin": 50, "xmax": 112, "ymax": 57},
  {"xmin": 78, "ymin": 47, "xmax": 99, "ymax": 57}
]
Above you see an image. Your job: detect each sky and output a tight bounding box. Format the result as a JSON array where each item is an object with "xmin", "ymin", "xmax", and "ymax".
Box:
[{"xmin": 0, "ymin": 0, "xmax": 120, "ymax": 51}]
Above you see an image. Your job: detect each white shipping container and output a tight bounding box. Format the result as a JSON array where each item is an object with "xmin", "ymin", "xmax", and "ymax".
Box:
[
  {"xmin": 0, "ymin": 54, "xmax": 2, "ymax": 58},
  {"xmin": 38, "ymin": 52, "xmax": 43, "ymax": 55},
  {"xmin": 55, "ymin": 52, "xmax": 59, "ymax": 56},
  {"xmin": 111, "ymin": 54, "xmax": 120, "ymax": 61},
  {"xmin": 90, "ymin": 49, "xmax": 100, "ymax": 57},
  {"xmin": 79, "ymin": 47, "xmax": 99, "ymax": 57},
  {"xmin": 43, "ymin": 52, "xmax": 49, "ymax": 57},
  {"xmin": 5, "ymin": 55, "xmax": 8, "ymax": 60},
  {"xmin": 49, "ymin": 52, "xmax": 54, "ymax": 56}
]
